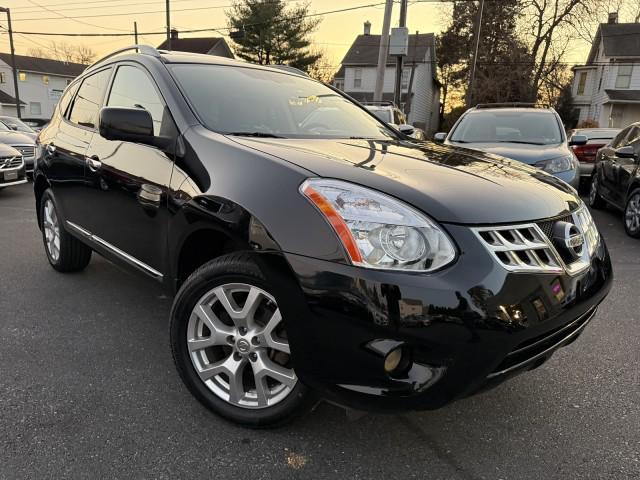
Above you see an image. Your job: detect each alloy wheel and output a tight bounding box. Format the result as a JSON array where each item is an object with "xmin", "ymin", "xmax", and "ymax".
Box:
[
  {"xmin": 43, "ymin": 199, "xmax": 61, "ymax": 262},
  {"xmin": 625, "ymin": 193, "xmax": 640, "ymax": 234},
  {"xmin": 187, "ymin": 283, "xmax": 296, "ymax": 409}
]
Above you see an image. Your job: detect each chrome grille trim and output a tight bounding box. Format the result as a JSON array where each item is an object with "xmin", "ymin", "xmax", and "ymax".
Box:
[
  {"xmin": 474, "ymin": 206, "xmax": 599, "ymax": 276},
  {"xmin": 0, "ymin": 156, "xmax": 24, "ymax": 170},
  {"xmin": 12, "ymin": 145, "xmax": 35, "ymax": 159},
  {"xmin": 473, "ymin": 223, "xmax": 563, "ymax": 273}
]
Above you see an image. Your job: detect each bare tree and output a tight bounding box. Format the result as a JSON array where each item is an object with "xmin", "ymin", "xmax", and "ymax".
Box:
[
  {"xmin": 26, "ymin": 41, "xmax": 95, "ymax": 64},
  {"xmin": 523, "ymin": 0, "xmax": 592, "ymax": 98},
  {"xmin": 306, "ymin": 48, "xmax": 337, "ymax": 84}
]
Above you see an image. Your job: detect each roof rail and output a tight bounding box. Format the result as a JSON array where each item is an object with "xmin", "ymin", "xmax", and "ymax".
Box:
[
  {"xmin": 360, "ymin": 101, "xmax": 396, "ymax": 107},
  {"xmin": 88, "ymin": 45, "xmax": 160, "ymax": 70},
  {"xmin": 475, "ymin": 102, "xmax": 551, "ymax": 109}
]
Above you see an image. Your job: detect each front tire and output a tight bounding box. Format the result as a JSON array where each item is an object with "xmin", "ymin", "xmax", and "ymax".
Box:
[
  {"xmin": 40, "ymin": 190, "xmax": 92, "ymax": 272},
  {"xmin": 589, "ymin": 174, "xmax": 605, "ymax": 209},
  {"xmin": 624, "ymin": 189, "xmax": 640, "ymax": 238},
  {"xmin": 170, "ymin": 253, "xmax": 315, "ymax": 427}
]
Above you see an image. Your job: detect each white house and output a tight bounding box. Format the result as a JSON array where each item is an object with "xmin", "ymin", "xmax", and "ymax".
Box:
[
  {"xmin": 0, "ymin": 53, "xmax": 86, "ymax": 119},
  {"xmin": 334, "ymin": 22, "xmax": 441, "ymax": 134},
  {"xmin": 571, "ymin": 15, "xmax": 640, "ymax": 128}
]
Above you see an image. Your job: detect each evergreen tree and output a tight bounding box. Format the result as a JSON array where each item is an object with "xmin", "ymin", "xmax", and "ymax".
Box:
[
  {"xmin": 439, "ymin": 0, "xmax": 536, "ymax": 111},
  {"xmin": 227, "ymin": 0, "xmax": 321, "ymax": 71}
]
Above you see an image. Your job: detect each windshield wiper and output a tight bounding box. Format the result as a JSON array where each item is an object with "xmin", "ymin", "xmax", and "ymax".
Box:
[
  {"xmin": 227, "ymin": 132, "xmax": 285, "ymax": 138},
  {"xmin": 494, "ymin": 140, "xmax": 547, "ymax": 145}
]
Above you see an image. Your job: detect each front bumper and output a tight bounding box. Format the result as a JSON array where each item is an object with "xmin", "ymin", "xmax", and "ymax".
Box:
[
  {"xmin": 276, "ymin": 223, "xmax": 612, "ymax": 412},
  {"xmin": 0, "ymin": 165, "xmax": 27, "ymax": 188}
]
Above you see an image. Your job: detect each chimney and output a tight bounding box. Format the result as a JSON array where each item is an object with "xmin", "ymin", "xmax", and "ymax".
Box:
[
  {"xmin": 170, "ymin": 28, "xmax": 179, "ymax": 39},
  {"xmin": 364, "ymin": 21, "xmax": 372, "ymax": 35},
  {"xmin": 608, "ymin": 12, "xmax": 618, "ymax": 24}
]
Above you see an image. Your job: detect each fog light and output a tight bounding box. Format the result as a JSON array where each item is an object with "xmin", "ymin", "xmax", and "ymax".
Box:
[{"xmin": 384, "ymin": 347, "xmax": 403, "ymax": 373}]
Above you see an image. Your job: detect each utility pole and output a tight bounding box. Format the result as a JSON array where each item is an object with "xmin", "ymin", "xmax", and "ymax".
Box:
[
  {"xmin": 165, "ymin": 0, "xmax": 171, "ymax": 50},
  {"xmin": 466, "ymin": 0, "xmax": 484, "ymax": 108},
  {"xmin": 0, "ymin": 7, "xmax": 21, "ymax": 119},
  {"xmin": 404, "ymin": 31, "xmax": 419, "ymax": 116},
  {"xmin": 373, "ymin": 0, "xmax": 393, "ymax": 102},
  {"xmin": 134, "ymin": 21, "xmax": 138, "ymax": 44},
  {"xmin": 393, "ymin": 0, "xmax": 408, "ymax": 108}
]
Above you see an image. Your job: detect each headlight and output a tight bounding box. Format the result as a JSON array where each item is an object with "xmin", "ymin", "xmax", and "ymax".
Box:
[
  {"xmin": 535, "ymin": 155, "xmax": 575, "ymax": 174},
  {"xmin": 301, "ymin": 179, "xmax": 456, "ymax": 272}
]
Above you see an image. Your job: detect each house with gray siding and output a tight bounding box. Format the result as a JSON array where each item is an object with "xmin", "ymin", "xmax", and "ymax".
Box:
[
  {"xmin": 333, "ymin": 22, "xmax": 440, "ymax": 134},
  {"xmin": 0, "ymin": 53, "xmax": 86, "ymax": 119},
  {"xmin": 571, "ymin": 16, "xmax": 640, "ymax": 128}
]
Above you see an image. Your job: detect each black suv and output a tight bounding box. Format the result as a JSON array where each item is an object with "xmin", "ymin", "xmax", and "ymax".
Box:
[
  {"xmin": 34, "ymin": 46, "xmax": 612, "ymax": 427},
  {"xmin": 589, "ymin": 122, "xmax": 640, "ymax": 237}
]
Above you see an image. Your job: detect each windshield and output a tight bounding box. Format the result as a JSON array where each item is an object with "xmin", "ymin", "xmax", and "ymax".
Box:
[
  {"xmin": 450, "ymin": 110, "xmax": 562, "ymax": 145},
  {"xmin": 369, "ymin": 109, "xmax": 392, "ymax": 123},
  {"xmin": 170, "ymin": 64, "xmax": 396, "ymax": 140},
  {"xmin": 0, "ymin": 117, "xmax": 35, "ymax": 133}
]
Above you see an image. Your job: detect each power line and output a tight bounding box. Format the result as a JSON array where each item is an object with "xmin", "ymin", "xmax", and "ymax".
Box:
[
  {"xmin": 23, "ymin": 0, "xmax": 132, "ymax": 32},
  {"xmin": 12, "ymin": 0, "xmax": 222, "ymax": 12},
  {"xmin": 9, "ymin": 2, "xmax": 390, "ymax": 36}
]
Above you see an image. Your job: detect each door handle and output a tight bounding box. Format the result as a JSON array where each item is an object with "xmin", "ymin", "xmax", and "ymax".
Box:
[{"xmin": 85, "ymin": 155, "xmax": 102, "ymax": 172}]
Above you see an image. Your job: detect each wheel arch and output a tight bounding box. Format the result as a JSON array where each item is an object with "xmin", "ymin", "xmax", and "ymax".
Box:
[
  {"xmin": 33, "ymin": 173, "xmax": 51, "ymax": 229},
  {"xmin": 170, "ymin": 195, "xmax": 286, "ymax": 292}
]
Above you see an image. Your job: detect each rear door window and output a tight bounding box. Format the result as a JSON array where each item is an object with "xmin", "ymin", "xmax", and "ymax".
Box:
[{"xmin": 68, "ymin": 68, "xmax": 111, "ymax": 129}]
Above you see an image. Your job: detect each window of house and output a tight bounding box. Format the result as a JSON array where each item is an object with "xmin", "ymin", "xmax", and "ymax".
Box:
[
  {"xmin": 353, "ymin": 68, "xmax": 362, "ymax": 88},
  {"xmin": 335, "ymin": 79, "xmax": 344, "ymax": 90},
  {"xmin": 18, "ymin": 72, "xmax": 26, "ymax": 81},
  {"xmin": 401, "ymin": 69, "xmax": 410, "ymax": 89},
  {"xmin": 30, "ymin": 102, "xmax": 42, "ymax": 115},
  {"xmin": 615, "ymin": 64, "xmax": 633, "ymax": 89},
  {"xmin": 66, "ymin": 79, "xmax": 71, "ymax": 86},
  {"xmin": 107, "ymin": 65, "xmax": 165, "ymax": 135},
  {"xmin": 0, "ymin": 72, "xmax": 5, "ymax": 83},
  {"xmin": 577, "ymin": 72, "xmax": 587, "ymax": 95},
  {"xmin": 68, "ymin": 68, "xmax": 111, "ymax": 129},
  {"xmin": 42, "ymin": 75, "xmax": 49, "ymax": 85}
]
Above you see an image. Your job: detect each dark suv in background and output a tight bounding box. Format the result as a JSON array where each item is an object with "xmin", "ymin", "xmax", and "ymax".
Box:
[
  {"xmin": 34, "ymin": 46, "xmax": 612, "ymax": 427},
  {"xmin": 589, "ymin": 122, "xmax": 640, "ymax": 237}
]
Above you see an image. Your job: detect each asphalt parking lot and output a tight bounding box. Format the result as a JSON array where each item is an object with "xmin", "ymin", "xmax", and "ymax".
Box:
[{"xmin": 1, "ymin": 182, "xmax": 638, "ymax": 479}]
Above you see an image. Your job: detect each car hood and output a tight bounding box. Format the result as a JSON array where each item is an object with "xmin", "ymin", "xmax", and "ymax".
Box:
[
  {"xmin": 230, "ymin": 137, "xmax": 581, "ymax": 224},
  {"xmin": 0, "ymin": 131, "xmax": 35, "ymax": 145},
  {"xmin": 446, "ymin": 141, "xmax": 568, "ymax": 165}
]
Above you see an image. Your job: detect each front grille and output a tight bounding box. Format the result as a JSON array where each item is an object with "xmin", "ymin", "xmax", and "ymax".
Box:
[
  {"xmin": 473, "ymin": 223, "xmax": 563, "ymax": 273},
  {"xmin": 0, "ymin": 156, "xmax": 23, "ymax": 170},
  {"xmin": 488, "ymin": 307, "xmax": 596, "ymax": 378},
  {"xmin": 536, "ymin": 215, "xmax": 572, "ymax": 240},
  {"xmin": 13, "ymin": 145, "xmax": 34, "ymax": 158},
  {"xmin": 474, "ymin": 206, "xmax": 599, "ymax": 275}
]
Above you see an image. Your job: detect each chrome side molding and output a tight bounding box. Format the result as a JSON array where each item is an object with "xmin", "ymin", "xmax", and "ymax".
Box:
[{"xmin": 66, "ymin": 220, "xmax": 163, "ymax": 280}]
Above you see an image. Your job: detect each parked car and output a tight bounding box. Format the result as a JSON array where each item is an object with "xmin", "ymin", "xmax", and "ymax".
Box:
[
  {"xmin": 0, "ymin": 143, "xmax": 26, "ymax": 189},
  {"xmin": 568, "ymin": 128, "xmax": 620, "ymax": 180},
  {"xmin": 435, "ymin": 104, "xmax": 581, "ymax": 188},
  {"xmin": 589, "ymin": 122, "xmax": 640, "ymax": 237},
  {"xmin": 363, "ymin": 102, "xmax": 424, "ymax": 140},
  {"xmin": 34, "ymin": 46, "xmax": 612, "ymax": 427},
  {"xmin": 20, "ymin": 118, "xmax": 49, "ymax": 132},
  {"xmin": 0, "ymin": 116, "xmax": 38, "ymax": 140},
  {"xmin": 0, "ymin": 122, "xmax": 36, "ymax": 174}
]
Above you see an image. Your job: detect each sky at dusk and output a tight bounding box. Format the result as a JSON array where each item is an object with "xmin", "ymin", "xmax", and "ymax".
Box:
[{"xmin": 0, "ymin": 0, "xmax": 592, "ymax": 68}]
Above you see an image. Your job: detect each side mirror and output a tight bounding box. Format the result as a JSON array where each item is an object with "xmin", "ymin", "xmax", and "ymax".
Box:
[
  {"xmin": 433, "ymin": 132, "xmax": 447, "ymax": 143},
  {"xmin": 398, "ymin": 124, "xmax": 415, "ymax": 136},
  {"xmin": 569, "ymin": 134, "xmax": 588, "ymax": 146},
  {"xmin": 99, "ymin": 106, "xmax": 154, "ymax": 144},
  {"xmin": 615, "ymin": 145, "xmax": 637, "ymax": 159}
]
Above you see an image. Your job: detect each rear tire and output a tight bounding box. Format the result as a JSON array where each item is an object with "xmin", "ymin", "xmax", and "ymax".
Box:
[
  {"xmin": 40, "ymin": 189, "xmax": 92, "ymax": 272},
  {"xmin": 588, "ymin": 174, "xmax": 605, "ymax": 209},
  {"xmin": 170, "ymin": 253, "xmax": 316, "ymax": 427},
  {"xmin": 624, "ymin": 189, "xmax": 640, "ymax": 238}
]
